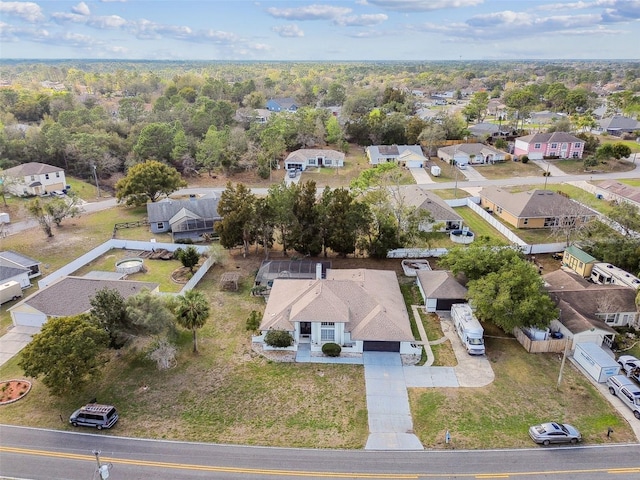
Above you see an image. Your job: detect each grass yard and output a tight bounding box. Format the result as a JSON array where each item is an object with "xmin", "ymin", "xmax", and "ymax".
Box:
[
  {"xmin": 555, "ymin": 158, "xmax": 636, "ymax": 175},
  {"xmin": 453, "ymin": 206, "xmax": 510, "ymax": 245},
  {"xmin": 409, "ymin": 322, "xmax": 636, "ymax": 449},
  {"xmin": 474, "ymin": 160, "xmax": 545, "ymax": 180},
  {"xmin": 618, "ymin": 179, "xmax": 640, "ymax": 187},
  {"xmin": 429, "ymin": 189, "xmax": 471, "ymax": 200}
]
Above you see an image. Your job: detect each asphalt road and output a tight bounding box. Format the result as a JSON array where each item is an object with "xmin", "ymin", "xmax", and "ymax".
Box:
[{"xmin": 1, "ymin": 425, "xmax": 639, "ymax": 480}]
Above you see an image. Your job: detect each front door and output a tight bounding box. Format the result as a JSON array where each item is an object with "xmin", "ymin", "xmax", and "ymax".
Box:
[{"xmin": 300, "ymin": 322, "xmax": 311, "ymax": 336}]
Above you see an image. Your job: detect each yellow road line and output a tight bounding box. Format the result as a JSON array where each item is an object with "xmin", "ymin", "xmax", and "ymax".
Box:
[{"xmin": 0, "ymin": 446, "xmax": 416, "ymax": 478}]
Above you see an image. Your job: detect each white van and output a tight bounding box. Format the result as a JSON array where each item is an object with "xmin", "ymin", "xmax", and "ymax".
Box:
[{"xmin": 606, "ymin": 375, "xmax": 640, "ymax": 419}]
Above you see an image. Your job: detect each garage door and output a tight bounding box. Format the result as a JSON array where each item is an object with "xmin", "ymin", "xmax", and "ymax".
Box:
[
  {"xmin": 436, "ymin": 299, "xmax": 458, "ymax": 311},
  {"xmin": 363, "ymin": 341, "xmax": 400, "ymax": 352}
]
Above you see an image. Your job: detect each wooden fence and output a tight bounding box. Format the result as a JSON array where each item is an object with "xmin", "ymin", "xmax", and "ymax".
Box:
[{"xmin": 513, "ymin": 327, "xmax": 568, "ymax": 354}]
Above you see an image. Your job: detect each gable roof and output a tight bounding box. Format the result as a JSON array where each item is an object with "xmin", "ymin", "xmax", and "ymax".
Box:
[
  {"xmin": 260, "ymin": 269, "xmax": 413, "ymax": 342},
  {"xmin": 543, "ymin": 268, "xmax": 633, "ymax": 334},
  {"xmin": 147, "ymin": 197, "xmax": 220, "ymax": 223},
  {"xmin": 438, "ymin": 143, "xmax": 505, "ymax": 157},
  {"xmin": 3, "ymin": 162, "xmax": 63, "ymax": 177},
  {"xmin": 564, "ymin": 245, "xmax": 597, "ymax": 264},
  {"xmin": 0, "ymin": 251, "xmax": 40, "ymax": 268},
  {"xmin": 400, "ymin": 186, "xmax": 462, "ymax": 222},
  {"xmin": 366, "ymin": 145, "xmax": 425, "ymax": 160},
  {"xmin": 597, "ymin": 115, "xmax": 640, "ymax": 131},
  {"xmin": 11, "ymin": 276, "xmax": 159, "ymax": 317},
  {"xmin": 284, "ymin": 148, "xmax": 345, "ymax": 163},
  {"xmin": 268, "ymin": 97, "xmax": 297, "ymax": 109},
  {"xmin": 479, "ymin": 186, "xmax": 597, "ymax": 219},
  {"xmin": 0, "ymin": 265, "xmax": 29, "ymax": 282},
  {"xmin": 516, "ymin": 132, "xmax": 582, "ymax": 144},
  {"xmin": 416, "ymin": 270, "xmax": 468, "ymax": 299}
]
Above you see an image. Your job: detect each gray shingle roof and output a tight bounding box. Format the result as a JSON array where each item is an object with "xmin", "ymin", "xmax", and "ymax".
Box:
[
  {"xmin": 260, "ymin": 269, "xmax": 414, "ymax": 342},
  {"xmin": 0, "ymin": 265, "xmax": 29, "ymax": 282},
  {"xmin": 401, "ymin": 186, "xmax": 462, "ymax": 223},
  {"xmin": 3, "ymin": 162, "xmax": 63, "ymax": 176},
  {"xmin": 0, "ymin": 250, "xmax": 40, "ymax": 268},
  {"xmin": 479, "ymin": 186, "xmax": 597, "ymax": 219},
  {"xmin": 147, "ymin": 197, "xmax": 220, "ymax": 224},
  {"xmin": 416, "ymin": 270, "xmax": 468, "ymax": 299},
  {"xmin": 13, "ymin": 277, "xmax": 159, "ymax": 317}
]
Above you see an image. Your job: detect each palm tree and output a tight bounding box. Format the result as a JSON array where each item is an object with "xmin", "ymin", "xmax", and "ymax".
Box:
[{"xmin": 175, "ymin": 290, "xmax": 210, "ymax": 353}]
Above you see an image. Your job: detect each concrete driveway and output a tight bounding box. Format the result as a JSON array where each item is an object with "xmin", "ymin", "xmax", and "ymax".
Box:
[
  {"xmin": 363, "ymin": 352, "xmax": 423, "ymax": 450},
  {"xmin": 0, "ymin": 325, "xmax": 40, "ymax": 367}
]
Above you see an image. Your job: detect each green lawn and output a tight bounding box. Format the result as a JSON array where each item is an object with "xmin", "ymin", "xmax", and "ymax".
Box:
[
  {"xmin": 454, "ymin": 206, "xmax": 510, "ymax": 245},
  {"xmin": 475, "ymin": 160, "xmax": 545, "ymax": 180}
]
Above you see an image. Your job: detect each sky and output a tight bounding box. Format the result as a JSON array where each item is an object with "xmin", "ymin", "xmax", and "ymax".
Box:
[{"xmin": 1, "ymin": 0, "xmax": 639, "ymax": 61}]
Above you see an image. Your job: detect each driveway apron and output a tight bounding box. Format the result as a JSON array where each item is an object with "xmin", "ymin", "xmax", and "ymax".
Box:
[
  {"xmin": 363, "ymin": 352, "xmax": 423, "ymax": 450},
  {"xmin": 0, "ymin": 326, "xmax": 40, "ymax": 367}
]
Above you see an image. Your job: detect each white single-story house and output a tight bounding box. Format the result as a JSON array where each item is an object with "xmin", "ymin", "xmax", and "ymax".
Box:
[
  {"xmin": 2, "ymin": 162, "xmax": 67, "ymax": 197},
  {"xmin": 366, "ymin": 145, "xmax": 426, "ymax": 168},
  {"xmin": 437, "ymin": 143, "xmax": 507, "ymax": 166},
  {"xmin": 284, "ymin": 149, "xmax": 345, "ymax": 171},
  {"xmin": 256, "ymin": 268, "xmax": 420, "ymax": 354},
  {"xmin": 10, "ymin": 277, "xmax": 160, "ymax": 327},
  {"xmin": 416, "ymin": 270, "xmax": 468, "ymax": 312}
]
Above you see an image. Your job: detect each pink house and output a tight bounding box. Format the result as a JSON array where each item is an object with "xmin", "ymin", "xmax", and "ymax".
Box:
[{"xmin": 514, "ymin": 132, "xmax": 584, "ymax": 160}]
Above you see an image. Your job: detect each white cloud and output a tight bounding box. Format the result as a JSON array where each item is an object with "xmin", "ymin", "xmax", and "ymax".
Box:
[
  {"xmin": 71, "ymin": 2, "xmax": 90, "ymax": 16},
  {"xmin": 266, "ymin": 4, "xmax": 352, "ymax": 20},
  {"xmin": 272, "ymin": 24, "xmax": 304, "ymax": 37},
  {"xmin": 0, "ymin": 1, "xmax": 46, "ymax": 23},
  {"xmin": 364, "ymin": 0, "xmax": 484, "ymax": 12},
  {"xmin": 334, "ymin": 13, "xmax": 388, "ymax": 26}
]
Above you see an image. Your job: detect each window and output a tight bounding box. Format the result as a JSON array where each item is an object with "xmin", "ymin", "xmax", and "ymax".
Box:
[
  {"xmin": 534, "ymin": 143, "xmax": 541, "ymax": 149},
  {"xmin": 45, "ymin": 174, "xmax": 50, "ymax": 180},
  {"xmin": 574, "ymin": 143, "xmax": 581, "ymax": 147},
  {"xmin": 30, "ymin": 175, "xmax": 35, "ymax": 181},
  {"xmin": 320, "ymin": 322, "xmax": 335, "ymax": 342},
  {"xmin": 157, "ymin": 222, "xmax": 164, "ymax": 229},
  {"xmin": 572, "ymin": 152, "xmax": 579, "ymax": 158},
  {"xmin": 544, "ymin": 217, "xmax": 558, "ymax": 227},
  {"xmin": 308, "ymin": 158, "xmax": 317, "ymax": 166},
  {"xmin": 56, "ymin": 172, "xmax": 60, "ymax": 178},
  {"xmin": 325, "ymin": 158, "xmax": 332, "ymax": 166},
  {"xmin": 550, "ymin": 143, "xmax": 557, "ymax": 148},
  {"xmin": 523, "ymin": 218, "xmax": 528, "ymax": 225}
]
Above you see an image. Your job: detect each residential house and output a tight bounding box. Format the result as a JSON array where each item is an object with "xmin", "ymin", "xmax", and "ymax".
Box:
[
  {"xmin": 2, "ymin": 162, "xmax": 66, "ymax": 196},
  {"xmin": 467, "ymin": 123, "xmax": 516, "ymax": 140},
  {"xmin": 529, "ymin": 111, "xmax": 568, "ymax": 125},
  {"xmin": 284, "ymin": 149, "xmax": 345, "ymax": 171},
  {"xmin": 595, "ymin": 115, "xmax": 640, "ymax": 136},
  {"xmin": 401, "ymin": 186, "xmax": 463, "ymax": 232},
  {"xmin": 544, "ymin": 269, "xmax": 637, "ymax": 348},
  {"xmin": 415, "ymin": 270, "xmax": 468, "ymax": 312},
  {"xmin": 10, "ymin": 277, "xmax": 160, "ymax": 327},
  {"xmin": 0, "ymin": 251, "xmax": 41, "ymax": 288},
  {"xmin": 257, "ymin": 269, "xmax": 419, "ymax": 354},
  {"xmin": 147, "ymin": 195, "xmax": 221, "ymax": 242},
  {"xmin": 235, "ymin": 108, "xmax": 272, "ymax": 125},
  {"xmin": 266, "ymin": 97, "xmax": 298, "ymax": 112},
  {"xmin": 437, "ymin": 143, "xmax": 506, "ymax": 166},
  {"xmin": 479, "ymin": 186, "xmax": 597, "ymax": 229},
  {"xmin": 513, "ymin": 132, "xmax": 584, "ymax": 159},
  {"xmin": 561, "ymin": 245, "xmax": 598, "ymax": 278},
  {"xmin": 595, "ymin": 180, "xmax": 640, "ymax": 209},
  {"xmin": 366, "ymin": 145, "xmax": 426, "ymax": 168}
]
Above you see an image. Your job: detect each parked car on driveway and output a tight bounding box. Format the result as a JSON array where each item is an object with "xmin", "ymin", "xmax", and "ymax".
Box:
[
  {"xmin": 529, "ymin": 422, "xmax": 582, "ymax": 446},
  {"xmin": 288, "ymin": 169, "xmax": 297, "ymax": 178},
  {"xmin": 618, "ymin": 355, "xmax": 640, "ymax": 377}
]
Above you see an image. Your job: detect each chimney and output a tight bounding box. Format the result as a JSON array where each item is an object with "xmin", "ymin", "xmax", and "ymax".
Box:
[{"xmin": 316, "ymin": 263, "xmax": 323, "ymax": 280}]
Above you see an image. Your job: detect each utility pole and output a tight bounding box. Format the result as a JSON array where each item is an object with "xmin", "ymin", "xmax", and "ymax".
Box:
[
  {"xmin": 543, "ymin": 162, "xmax": 550, "ymax": 190},
  {"xmin": 92, "ymin": 165, "xmax": 101, "ymax": 198},
  {"xmin": 92, "ymin": 450, "xmax": 111, "ymax": 479}
]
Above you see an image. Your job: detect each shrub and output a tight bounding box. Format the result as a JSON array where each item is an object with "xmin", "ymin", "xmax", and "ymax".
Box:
[
  {"xmin": 264, "ymin": 329, "xmax": 294, "ymax": 348},
  {"xmin": 246, "ymin": 310, "xmax": 261, "ymax": 332},
  {"xmin": 520, "ymin": 155, "xmax": 529, "ymax": 164},
  {"xmin": 322, "ymin": 342, "xmax": 341, "ymax": 357}
]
